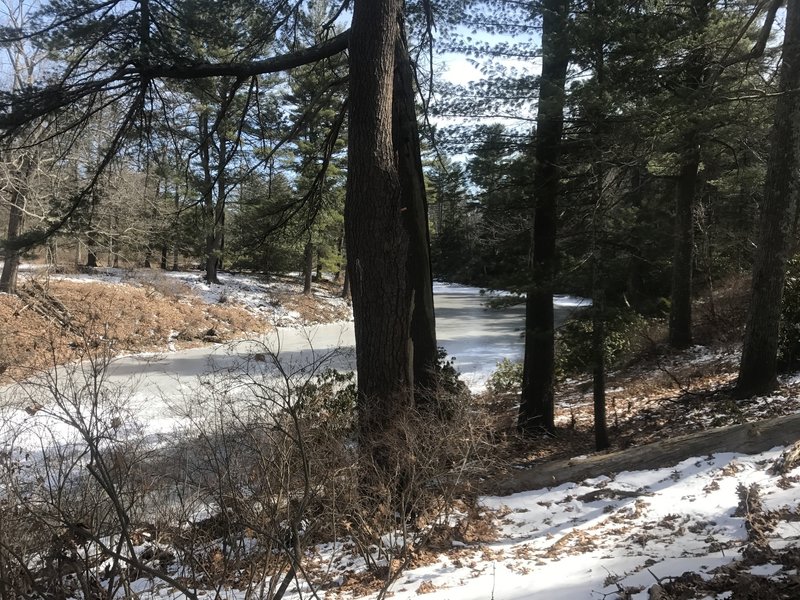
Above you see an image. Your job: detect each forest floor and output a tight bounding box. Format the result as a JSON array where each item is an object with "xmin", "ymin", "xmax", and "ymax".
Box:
[{"xmin": 2, "ymin": 269, "xmax": 799, "ymax": 598}]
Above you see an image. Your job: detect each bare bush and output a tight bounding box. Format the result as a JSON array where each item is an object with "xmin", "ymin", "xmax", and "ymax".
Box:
[{"xmin": 0, "ymin": 334, "xmax": 489, "ymax": 599}]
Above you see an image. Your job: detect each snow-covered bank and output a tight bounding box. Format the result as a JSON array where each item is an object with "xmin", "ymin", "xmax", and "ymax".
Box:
[
  {"xmin": 37, "ymin": 265, "xmax": 352, "ymax": 326},
  {"xmin": 1, "ymin": 273, "xmax": 587, "ymax": 442},
  {"xmin": 362, "ymin": 445, "xmax": 799, "ymax": 600}
]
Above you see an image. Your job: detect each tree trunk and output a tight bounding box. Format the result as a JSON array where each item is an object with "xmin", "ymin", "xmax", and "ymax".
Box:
[
  {"xmin": 346, "ymin": 0, "xmax": 413, "ymax": 477},
  {"xmin": 303, "ymin": 239, "xmax": 313, "ymax": 295},
  {"xmin": 592, "ymin": 262, "xmax": 609, "ymax": 451},
  {"xmin": 160, "ymin": 244, "xmax": 168, "ymax": 270},
  {"xmin": 393, "ymin": 33, "xmax": 438, "ymax": 400},
  {"xmin": 341, "ymin": 266, "xmax": 351, "ymax": 300},
  {"xmin": 334, "ymin": 233, "xmax": 344, "ymax": 283},
  {"xmin": 86, "ymin": 181, "xmax": 99, "ymax": 269},
  {"xmin": 667, "ymin": 0, "xmax": 710, "ymax": 349},
  {"xmin": 86, "ymin": 239, "xmax": 98, "ymax": 268},
  {"xmin": 519, "ymin": 0, "xmax": 570, "ymax": 435},
  {"xmin": 200, "ymin": 112, "xmax": 222, "ymax": 285},
  {"xmin": 109, "ymin": 214, "xmax": 119, "ymax": 268},
  {"xmin": 588, "ymin": 0, "xmax": 609, "ymax": 452},
  {"xmin": 626, "ymin": 163, "xmax": 647, "ymax": 309},
  {"xmin": 172, "ymin": 187, "xmax": 180, "ymax": 271},
  {"xmin": 669, "ymin": 142, "xmax": 699, "ymax": 348},
  {"xmin": 0, "ymin": 156, "xmax": 30, "ymax": 294},
  {"xmin": 736, "ymin": 1, "xmax": 800, "ymax": 397},
  {"xmin": 486, "ymin": 412, "xmax": 800, "ymax": 495},
  {"xmin": 47, "ymin": 239, "xmax": 57, "ymax": 270}
]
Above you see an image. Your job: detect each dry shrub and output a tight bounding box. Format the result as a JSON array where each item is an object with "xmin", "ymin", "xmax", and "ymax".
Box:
[
  {"xmin": 693, "ymin": 274, "xmax": 751, "ymax": 346},
  {"xmin": 0, "ymin": 335, "xmax": 491, "ymax": 599},
  {"xmin": 272, "ymin": 289, "xmax": 352, "ymax": 324},
  {"xmin": 160, "ymin": 352, "xmax": 484, "ymax": 592},
  {"xmin": 0, "ymin": 339, "xmax": 194, "ymax": 599},
  {"xmin": 0, "ymin": 293, "xmax": 56, "ymax": 381},
  {"xmin": 120, "ymin": 268, "xmax": 194, "ymax": 300}
]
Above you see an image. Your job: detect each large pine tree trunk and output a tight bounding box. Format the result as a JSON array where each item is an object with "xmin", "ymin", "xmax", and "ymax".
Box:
[
  {"xmin": 393, "ymin": 33, "xmax": 438, "ymax": 400},
  {"xmin": 669, "ymin": 143, "xmax": 700, "ymax": 348},
  {"xmin": 736, "ymin": 2, "xmax": 800, "ymax": 397},
  {"xmin": 519, "ymin": 0, "xmax": 569, "ymax": 435},
  {"xmin": 346, "ymin": 0, "xmax": 414, "ymax": 468},
  {"xmin": 668, "ymin": 0, "xmax": 710, "ymax": 349},
  {"xmin": 0, "ymin": 157, "xmax": 30, "ymax": 294},
  {"xmin": 199, "ymin": 113, "xmax": 218, "ymax": 284},
  {"xmin": 200, "ymin": 113, "xmax": 226, "ymax": 285}
]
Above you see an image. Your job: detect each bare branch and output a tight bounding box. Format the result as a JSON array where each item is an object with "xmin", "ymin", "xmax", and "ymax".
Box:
[{"xmin": 141, "ymin": 29, "xmax": 350, "ymax": 80}]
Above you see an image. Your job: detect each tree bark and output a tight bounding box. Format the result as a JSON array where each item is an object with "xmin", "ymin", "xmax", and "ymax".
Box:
[
  {"xmin": 519, "ymin": 0, "xmax": 570, "ymax": 435},
  {"xmin": 172, "ymin": 187, "xmax": 180, "ymax": 271},
  {"xmin": 0, "ymin": 156, "xmax": 31, "ymax": 294},
  {"xmin": 669, "ymin": 142, "xmax": 699, "ymax": 348},
  {"xmin": 47, "ymin": 239, "xmax": 57, "ymax": 270},
  {"xmin": 86, "ymin": 236, "xmax": 98, "ymax": 268},
  {"xmin": 392, "ymin": 33, "xmax": 438, "ymax": 401},
  {"xmin": 346, "ymin": 0, "xmax": 414, "ymax": 465},
  {"xmin": 625, "ymin": 162, "xmax": 647, "ymax": 309},
  {"xmin": 592, "ymin": 265, "xmax": 609, "ymax": 451},
  {"xmin": 303, "ymin": 239, "xmax": 313, "ymax": 295},
  {"xmin": 736, "ymin": 1, "xmax": 800, "ymax": 397},
  {"xmin": 341, "ymin": 265, "xmax": 351, "ymax": 300},
  {"xmin": 200, "ymin": 112, "xmax": 224, "ymax": 285},
  {"xmin": 668, "ymin": 0, "xmax": 710, "ymax": 349}
]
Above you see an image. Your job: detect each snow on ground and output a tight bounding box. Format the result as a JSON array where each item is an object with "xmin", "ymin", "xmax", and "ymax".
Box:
[
  {"xmin": 161, "ymin": 270, "xmax": 306, "ymax": 324},
  {"xmin": 16, "ymin": 264, "xmax": 586, "ymax": 391},
  {"xmin": 49, "ymin": 445, "xmax": 794, "ymax": 600},
  {"xmin": 5, "ymin": 338, "xmax": 799, "ymax": 599}
]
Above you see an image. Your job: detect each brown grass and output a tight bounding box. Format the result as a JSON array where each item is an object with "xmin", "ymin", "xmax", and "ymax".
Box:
[{"xmin": 0, "ymin": 277, "xmax": 271, "ymax": 383}]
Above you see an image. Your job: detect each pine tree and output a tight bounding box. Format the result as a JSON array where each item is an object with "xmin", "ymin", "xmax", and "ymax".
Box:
[{"xmin": 736, "ymin": 1, "xmax": 800, "ymax": 397}]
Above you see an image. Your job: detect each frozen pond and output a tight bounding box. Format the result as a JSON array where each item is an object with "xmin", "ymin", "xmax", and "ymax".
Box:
[
  {"xmin": 95, "ymin": 283, "xmax": 587, "ymax": 401},
  {"xmin": 432, "ymin": 283, "xmax": 587, "ymax": 388},
  {"xmin": 2, "ymin": 284, "xmax": 588, "ymax": 439}
]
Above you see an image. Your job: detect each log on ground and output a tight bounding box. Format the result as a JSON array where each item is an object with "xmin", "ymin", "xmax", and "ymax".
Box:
[{"xmin": 488, "ymin": 413, "xmax": 800, "ymax": 495}]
